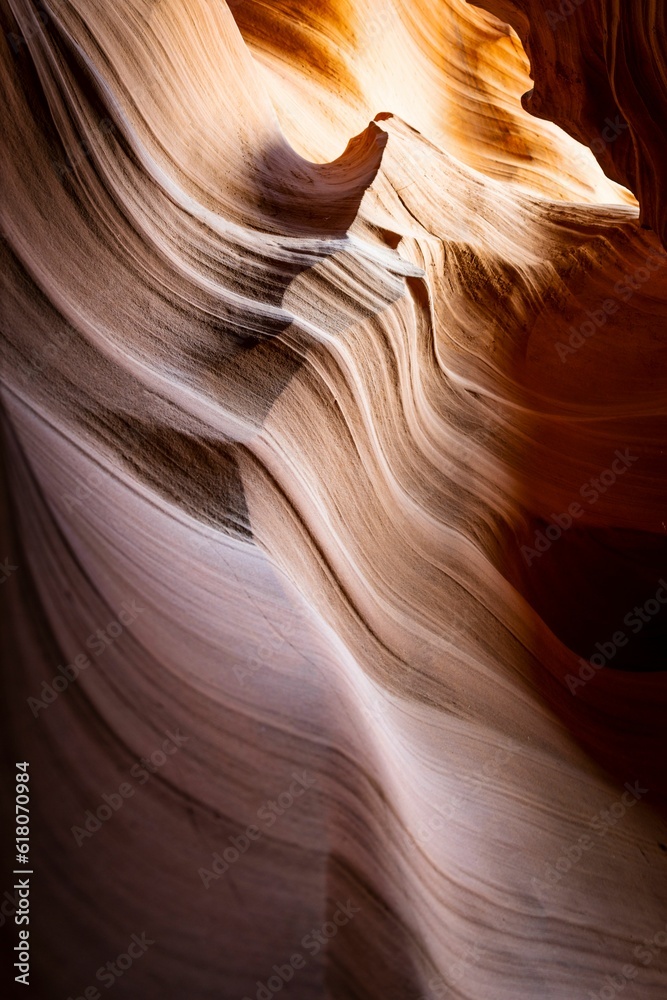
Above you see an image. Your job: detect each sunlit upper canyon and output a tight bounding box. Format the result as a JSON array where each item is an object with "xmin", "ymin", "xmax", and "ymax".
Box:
[{"xmin": 1, "ymin": 1, "xmax": 667, "ymax": 999}]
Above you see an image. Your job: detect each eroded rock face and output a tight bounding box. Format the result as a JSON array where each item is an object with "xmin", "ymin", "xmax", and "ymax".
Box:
[
  {"xmin": 470, "ymin": 0, "xmax": 667, "ymax": 243},
  {"xmin": 1, "ymin": 2, "xmax": 666, "ymax": 999}
]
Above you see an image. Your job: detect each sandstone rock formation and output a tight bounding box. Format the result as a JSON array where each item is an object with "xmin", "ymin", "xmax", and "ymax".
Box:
[{"xmin": 1, "ymin": 1, "xmax": 666, "ymax": 998}]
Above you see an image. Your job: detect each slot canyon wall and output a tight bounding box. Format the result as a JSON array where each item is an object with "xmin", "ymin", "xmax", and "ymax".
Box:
[{"xmin": 1, "ymin": 1, "xmax": 666, "ymax": 998}]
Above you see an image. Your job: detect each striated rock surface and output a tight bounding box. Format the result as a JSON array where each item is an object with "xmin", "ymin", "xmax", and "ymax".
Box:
[
  {"xmin": 1, "ymin": 1, "xmax": 666, "ymax": 998},
  {"xmin": 470, "ymin": 0, "xmax": 667, "ymax": 243}
]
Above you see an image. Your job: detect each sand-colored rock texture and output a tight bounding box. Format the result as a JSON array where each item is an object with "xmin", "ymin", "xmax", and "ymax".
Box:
[{"xmin": 1, "ymin": 1, "xmax": 666, "ymax": 998}]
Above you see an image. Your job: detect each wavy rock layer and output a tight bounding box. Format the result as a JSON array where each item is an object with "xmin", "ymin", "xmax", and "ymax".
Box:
[
  {"xmin": 1, "ymin": 1, "xmax": 666, "ymax": 999},
  {"xmin": 470, "ymin": 0, "xmax": 667, "ymax": 243}
]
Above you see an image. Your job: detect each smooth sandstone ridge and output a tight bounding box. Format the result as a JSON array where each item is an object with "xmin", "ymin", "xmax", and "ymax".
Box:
[{"xmin": 1, "ymin": 1, "xmax": 666, "ymax": 998}]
